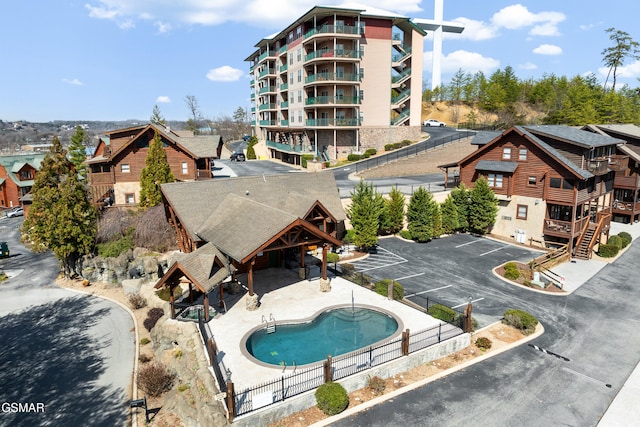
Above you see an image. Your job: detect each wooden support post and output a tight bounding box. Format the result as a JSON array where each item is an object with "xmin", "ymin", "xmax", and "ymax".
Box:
[
  {"xmin": 207, "ymin": 338, "xmax": 216, "ymax": 366},
  {"xmin": 300, "ymin": 245, "xmax": 305, "ymax": 268},
  {"xmin": 402, "ymin": 329, "xmax": 410, "ymax": 356},
  {"xmin": 169, "ymin": 286, "xmax": 176, "ymax": 319},
  {"xmin": 189, "ymin": 283, "xmax": 193, "ymax": 303},
  {"xmin": 464, "ymin": 303, "xmax": 473, "ymax": 333},
  {"xmin": 226, "ymin": 381, "xmax": 235, "ymax": 423},
  {"xmin": 203, "ymin": 292, "xmax": 210, "ymax": 322},
  {"xmin": 219, "ymin": 283, "xmax": 224, "ymax": 308},
  {"xmin": 321, "ymin": 244, "xmax": 328, "ymax": 280},
  {"xmin": 248, "ymin": 258, "xmax": 255, "ymax": 296},
  {"xmin": 324, "ymin": 355, "xmax": 333, "ymax": 383}
]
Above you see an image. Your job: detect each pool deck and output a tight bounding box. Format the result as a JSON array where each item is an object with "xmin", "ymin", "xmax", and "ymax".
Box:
[{"xmin": 204, "ymin": 268, "xmax": 441, "ymax": 390}]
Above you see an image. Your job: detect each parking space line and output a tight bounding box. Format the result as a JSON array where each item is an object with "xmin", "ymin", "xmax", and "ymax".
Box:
[
  {"xmin": 479, "ymin": 247, "xmax": 504, "ymax": 256},
  {"xmin": 451, "ymin": 297, "xmax": 484, "ymax": 309},
  {"xmin": 393, "ymin": 273, "xmax": 425, "ymax": 281},
  {"xmin": 405, "ymin": 285, "xmax": 452, "ymax": 298},
  {"xmin": 455, "ymin": 240, "xmax": 482, "ymax": 248},
  {"xmin": 356, "ymin": 260, "xmax": 407, "ymax": 273}
]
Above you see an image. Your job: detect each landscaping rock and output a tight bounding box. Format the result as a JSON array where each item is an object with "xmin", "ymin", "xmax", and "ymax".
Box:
[{"xmin": 122, "ymin": 278, "xmax": 143, "ymax": 296}]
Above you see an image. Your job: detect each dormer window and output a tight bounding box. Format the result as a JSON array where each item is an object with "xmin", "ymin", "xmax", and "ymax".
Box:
[{"xmin": 502, "ymin": 147, "xmax": 511, "ymax": 159}]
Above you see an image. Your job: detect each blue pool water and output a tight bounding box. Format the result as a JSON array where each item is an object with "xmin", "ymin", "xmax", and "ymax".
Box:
[{"xmin": 245, "ymin": 307, "xmax": 399, "ymax": 366}]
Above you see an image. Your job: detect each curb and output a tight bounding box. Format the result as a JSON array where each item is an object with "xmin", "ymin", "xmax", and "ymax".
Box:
[{"xmin": 310, "ymin": 321, "xmax": 545, "ymax": 427}]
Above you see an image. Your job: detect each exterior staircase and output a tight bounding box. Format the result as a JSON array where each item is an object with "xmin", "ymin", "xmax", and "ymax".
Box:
[{"xmin": 574, "ymin": 223, "xmax": 598, "ymax": 260}]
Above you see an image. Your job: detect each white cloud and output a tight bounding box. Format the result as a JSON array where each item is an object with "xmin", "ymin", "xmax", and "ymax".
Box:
[
  {"xmin": 63, "ymin": 78, "xmax": 84, "ymax": 86},
  {"xmin": 598, "ymin": 60, "xmax": 640, "ymax": 80},
  {"xmin": 579, "ymin": 22, "xmax": 602, "ymax": 31},
  {"xmin": 518, "ymin": 62, "xmax": 537, "ymax": 70},
  {"xmin": 425, "ymin": 50, "xmax": 500, "ymax": 75},
  {"xmin": 491, "ymin": 5, "xmax": 565, "ymax": 36},
  {"xmin": 443, "ymin": 17, "xmax": 498, "ymax": 41},
  {"xmin": 155, "ymin": 21, "xmax": 172, "ymax": 33},
  {"xmin": 206, "ymin": 66, "xmax": 244, "ymax": 82},
  {"xmin": 533, "ymin": 44, "xmax": 562, "ymax": 55},
  {"xmin": 156, "ymin": 96, "xmax": 171, "ymax": 103}
]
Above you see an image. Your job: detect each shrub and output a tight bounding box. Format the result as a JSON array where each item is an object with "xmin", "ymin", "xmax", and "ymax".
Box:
[
  {"xmin": 138, "ymin": 354, "xmax": 152, "ymax": 364},
  {"xmin": 598, "ymin": 243, "xmax": 620, "ymax": 258},
  {"xmin": 475, "ymin": 337, "xmax": 493, "ymax": 350},
  {"xmin": 140, "ymin": 337, "xmax": 150, "ymax": 345},
  {"xmin": 156, "ymin": 286, "xmax": 182, "ymax": 302},
  {"xmin": 427, "ymin": 304, "xmax": 457, "ymax": 323},
  {"xmin": 128, "ymin": 293, "xmax": 148, "ymax": 310},
  {"xmin": 177, "ymin": 384, "xmax": 190, "ymax": 392},
  {"xmin": 137, "ymin": 362, "xmax": 175, "ymax": 397},
  {"xmin": 315, "ymin": 382, "xmax": 349, "ymax": 416},
  {"xmin": 618, "ymin": 231, "xmax": 632, "ymax": 248},
  {"xmin": 97, "ymin": 233, "xmax": 134, "ymax": 258},
  {"xmin": 301, "ymin": 154, "xmax": 315, "ymax": 168},
  {"xmin": 503, "ymin": 309, "xmax": 538, "ymax": 335},
  {"xmin": 347, "ymin": 154, "xmax": 362, "ymax": 162},
  {"xmin": 342, "ymin": 229, "xmax": 355, "ymax": 245},
  {"xmin": 384, "ymin": 144, "xmax": 394, "ymax": 151},
  {"xmin": 143, "ymin": 307, "xmax": 164, "ymax": 332},
  {"xmin": 503, "ymin": 262, "xmax": 520, "ymax": 280},
  {"xmin": 374, "ymin": 279, "xmax": 404, "ymax": 300},
  {"xmin": 327, "ymin": 252, "xmax": 340, "ymax": 263},
  {"xmin": 608, "ymin": 234, "xmax": 623, "ymax": 249},
  {"xmin": 399, "ymin": 229, "xmax": 412, "ymax": 240},
  {"xmin": 364, "ymin": 148, "xmax": 377, "ymax": 156},
  {"xmin": 367, "ymin": 375, "xmax": 386, "ymax": 395}
]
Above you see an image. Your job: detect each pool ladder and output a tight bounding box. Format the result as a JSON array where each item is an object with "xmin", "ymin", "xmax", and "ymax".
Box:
[{"xmin": 262, "ymin": 314, "xmax": 276, "ymax": 334}]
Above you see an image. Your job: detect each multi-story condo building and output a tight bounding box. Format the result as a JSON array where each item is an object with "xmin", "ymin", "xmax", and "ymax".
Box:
[{"xmin": 245, "ymin": 5, "xmax": 427, "ymax": 164}]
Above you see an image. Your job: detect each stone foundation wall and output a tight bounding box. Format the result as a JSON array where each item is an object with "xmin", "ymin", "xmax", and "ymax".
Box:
[{"xmin": 359, "ymin": 126, "xmax": 422, "ymax": 154}]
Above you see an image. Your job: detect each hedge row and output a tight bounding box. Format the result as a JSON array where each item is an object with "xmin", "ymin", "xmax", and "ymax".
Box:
[{"xmin": 384, "ymin": 140, "xmax": 412, "ymax": 151}]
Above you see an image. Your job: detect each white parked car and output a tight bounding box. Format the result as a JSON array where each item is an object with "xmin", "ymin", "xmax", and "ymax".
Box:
[{"xmin": 423, "ymin": 119, "xmax": 446, "ymax": 127}]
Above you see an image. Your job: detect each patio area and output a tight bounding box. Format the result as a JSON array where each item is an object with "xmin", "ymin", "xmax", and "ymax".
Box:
[{"xmin": 195, "ymin": 268, "xmax": 443, "ymax": 390}]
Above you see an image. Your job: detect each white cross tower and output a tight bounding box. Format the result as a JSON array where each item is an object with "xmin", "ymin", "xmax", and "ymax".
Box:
[{"xmin": 413, "ymin": 0, "xmax": 465, "ymax": 90}]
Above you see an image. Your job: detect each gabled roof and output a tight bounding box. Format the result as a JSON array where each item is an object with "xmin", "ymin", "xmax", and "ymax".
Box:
[
  {"xmin": 161, "ymin": 243, "xmax": 236, "ymax": 293},
  {"xmin": 584, "ymin": 124, "xmax": 640, "ymax": 140},
  {"xmin": 475, "ymin": 160, "xmax": 518, "ymax": 173},
  {"xmin": 523, "ymin": 125, "xmax": 623, "ymax": 149},
  {"xmin": 161, "ymin": 172, "xmax": 346, "ymax": 262},
  {"xmin": 470, "ymin": 131, "xmax": 503, "ymax": 146}
]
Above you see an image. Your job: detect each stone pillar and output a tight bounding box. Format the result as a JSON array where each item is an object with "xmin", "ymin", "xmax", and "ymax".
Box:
[
  {"xmin": 245, "ymin": 293, "xmax": 259, "ymax": 311},
  {"xmin": 319, "ymin": 277, "xmax": 331, "ymax": 292}
]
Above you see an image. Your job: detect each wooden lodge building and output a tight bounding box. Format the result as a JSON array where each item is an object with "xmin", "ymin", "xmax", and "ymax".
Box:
[
  {"xmin": 0, "ymin": 154, "xmax": 44, "ymax": 212},
  {"xmin": 155, "ymin": 172, "xmax": 346, "ymax": 319},
  {"xmin": 456, "ymin": 125, "xmax": 625, "ymax": 259},
  {"xmin": 582, "ymin": 124, "xmax": 640, "ymax": 224},
  {"xmin": 86, "ymin": 123, "xmax": 223, "ymax": 207}
]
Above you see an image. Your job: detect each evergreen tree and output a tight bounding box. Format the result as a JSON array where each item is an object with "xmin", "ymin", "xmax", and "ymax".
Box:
[
  {"xmin": 440, "ymin": 195, "xmax": 460, "ymax": 235},
  {"xmin": 68, "ymin": 125, "xmax": 88, "ymax": 180},
  {"xmin": 450, "ymin": 184, "xmax": 470, "ymax": 232},
  {"xmin": 380, "ymin": 186, "xmax": 405, "ymax": 235},
  {"xmin": 601, "ymin": 27, "xmax": 640, "ymax": 91},
  {"xmin": 246, "ymin": 136, "xmax": 258, "ymax": 160},
  {"xmin": 346, "ymin": 181, "xmax": 383, "ymax": 250},
  {"xmin": 150, "ymin": 104, "xmax": 166, "ymax": 125},
  {"xmin": 21, "ymin": 136, "xmax": 97, "ymax": 278},
  {"xmin": 406, "ymin": 187, "xmax": 438, "ymax": 242},
  {"xmin": 468, "ymin": 177, "xmax": 499, "ymax": 234},
  {"xmin": 139, "ymin": 131, "xmax": 175, "ymax": 208}
]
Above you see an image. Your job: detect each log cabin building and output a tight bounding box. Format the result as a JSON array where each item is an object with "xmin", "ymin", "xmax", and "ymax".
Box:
[
  {"xmin": 0, "ymin": 154, "xmax": 44, "ymax": 212},
  {"xmin": 457, "ymin": 125, "xmax": 624, "ymax": 259},
  {"xmin": 86, "ymin": 123, "xmax": 223, "ymax": 206},
  {"xmin": 155, "ymin": 172, "xmax": 346, "ymax": 319},
  {"xmin": 582, "ymin": 124, "xmax": 640, "ymax": 224}
]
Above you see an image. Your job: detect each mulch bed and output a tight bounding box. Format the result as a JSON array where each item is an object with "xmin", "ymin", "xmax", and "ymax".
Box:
[{"xmin": 496, "ymin": 262, "xmax": 565, "ymax": 293}]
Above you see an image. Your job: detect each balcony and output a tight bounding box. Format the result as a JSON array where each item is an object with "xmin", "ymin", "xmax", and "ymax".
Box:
[
  {"xmin": 305, "ymin": 96, "xmax": 359, "ymax": 106},
  {"xmin": 280, "ymin": 82, "xmax": 288, "ymax": 91},
  {"xmin": 266, "ymin": 140, "xmax": 313, "ymax": 153},
  {"xmin": 392, "ymin": 47, "xmax": 412, "ymax": 64},
  {"xmin": 280, "ymin": 101, "xmax": 289, "ymax": 109},
  {"xmin": 280, "ymin": 120, "xmax": 289, "ymax": 126},
  {"xmin": 278, "ymin": 44, "xmax": 288, "ymax": 55},
  {"xmin": 543, "ymin": 216, "xmax": 588, "ymax": 238},
  {"xmin": 195, "ymin": 170, "xmax": 213, "ymax": 180},
  {"xmin": 259, "ymin": 120, "xmax": 277, "ymax": 126},
  {"xmin": 306, "ymin": 118, "xmax": 359, "ymax": 127},
  {"xmin": 258, "ymin": 86, "xmax": 277, "ymax": 94},
  {"xmin": 279, "ymin": 64, "xmax": 288, "ymax": 73},
  {"xmin": 614, "ymin": 174, "xmax": 640, "ymax": 188},
  {"xmin": 586, "ymin": 157, "xmax": 610, "ymax": 175},
  {"xmin": 259, "ymin": 68, "xmax": 276, "ymax": 78},
  {"xmin": 258, "ymin": 103, "xmax": 277, "ymax": 111},
  {"xmin": 305, "ymin": 72, "xmax": 359, "ymax": 84},
  {"xmin": 304, "ymin": 24, "xmax": 360, "ymax": 39},
  {"xmin": 258, "ymin": 51, "xmax": 276, "ymax": 63},
  {"xmin": 391, "ymin": 88, "xmax": 410, "ymax": 105},
  {"xmin": 304, "ymin": 49, "xmax": 359, "ymax": 62},
  {"xmin": 89, "ymin": 172, "xmax": 114, "ymax": 185}
]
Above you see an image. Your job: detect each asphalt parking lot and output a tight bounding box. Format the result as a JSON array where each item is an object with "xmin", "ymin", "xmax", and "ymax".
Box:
[{"xmin": 346, "ymin": 234, "xmax": 542, "ymax": 327}]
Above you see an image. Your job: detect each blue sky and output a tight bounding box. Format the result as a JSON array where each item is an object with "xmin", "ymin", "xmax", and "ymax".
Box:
[{"xmin": 2, "ymin": 1, "xmax": 639, "ymax": 122}]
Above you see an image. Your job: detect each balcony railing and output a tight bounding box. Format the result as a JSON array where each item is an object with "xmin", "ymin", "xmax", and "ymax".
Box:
[
  {"xmin": 305, "ymin": 72, "xmax": 359, "ymax": 84},
  {"xmin": 258, "ymin": 103, "xmax": 277, "ymax": 111},
  {"xmin": 195, "ymin": 170, "xmax": 213, "ymax": 180},
  {"xmin": 586, "ymin": 157, "xmax": 610, "ymax": 175},
  {"xmin": 258, "ymin": 51, "xmax": 276, "ymax": 62},
  {"xmin": 280, "ymin": 120, "xmax": 289, "ymax": 126},
  {"xmin": 304, "ymin": 24, "xmax": 360, "ymax": 39},
  {"xmin": 280, "ymin": 82, "xmax": 288, "ymax": 91},
  {"xmin": 392, "ymin": 68, "xmax": 412, "ymax": 83},
  {"xmin": 392, "ymin": 47, "xmax": 413, "ymax": 63},
  {"xmin": 304, "ymin": 49, "xmax": 359, "ymax": 62},
  {"xmin": 280, "ymin": 101, "xmax": 289, "ymax": 109},
  {"xmin": 278, "ymin": 44, "xmax": 288, "ymax": 55},
  {"xmin": 266, "ymin": 140, "xmax": 313, "ymax": 153},
  {"xmin": 392, "ymin": 88, "xmax": 411, "ymax": 104},
  {"xmin": 89, "ymin": 172, "xmax": 114, "ymax": 185},
  {"xmin": 258, "ymin": 86, "xmax": 277, "ymax": 94},
  {"xmin": 259, "ymin": 120, "xmax": 277, "ymax": 126},
  {"xmin": 279, "ymin": 64, "xmax": 288, "ymax": 73},
  {"xmin": 305, "ymin": 96, "xmax": 359, "ymax": 106},
  {"xmin": 306, "ymin": 118, "xmax": 359, "ymax": 127},
  {"xmin": 391, "ymin": 110, "xmax": 411, "ymax": 125}
]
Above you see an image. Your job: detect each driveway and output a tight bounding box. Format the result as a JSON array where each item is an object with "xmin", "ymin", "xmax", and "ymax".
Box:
[
  {"xmin": 332, "ymin": 234, "xmax": 640, "ymax": 427},
  {"xmin": 0, "ymin": 218, "xmax": 134, "ymax": 426}
]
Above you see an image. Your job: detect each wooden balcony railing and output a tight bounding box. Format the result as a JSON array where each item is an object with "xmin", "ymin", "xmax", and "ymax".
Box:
[
  {"xmin": 89, "ymin": 172, "xmax": 114, "ymax": 185},
  {"xmin": 196, "ymin": 170, "xmax": 212, "ymax": 180}
]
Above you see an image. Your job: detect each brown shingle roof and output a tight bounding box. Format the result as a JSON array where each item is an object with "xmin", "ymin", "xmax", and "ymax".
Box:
[{"xmin": 170, "ymin": 243, "xmax": 236, "ymax": 293}]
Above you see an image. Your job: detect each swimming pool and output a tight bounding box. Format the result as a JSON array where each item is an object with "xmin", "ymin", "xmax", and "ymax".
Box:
[{"xmin": 243, "ymin": 306, "xmax": 400, "ymax": 366}]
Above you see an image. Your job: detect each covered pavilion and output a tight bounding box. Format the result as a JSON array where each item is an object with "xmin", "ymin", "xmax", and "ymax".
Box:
[{"xmin": 154, "ymin": 172, "xmax": 346, "ymax": 319}]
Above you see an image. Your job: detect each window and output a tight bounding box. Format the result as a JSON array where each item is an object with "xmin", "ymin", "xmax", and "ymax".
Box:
[
  {"xmin": 182, "ymin": 162, "xmax": 188, "ymax": 175},
  {"xmin": 125, "ymin": 193, "xmax": 135, "ymax": 204},
  {"xmin": 297, "ymin": 90, "xmax": 302, "ymax": 103},
  {"xmin": 502, "ymin": 147, "xmax": 511, "ymax": 159},
  {"xmin": 20, "ymin": 170, "xmax": 33, "ymax": 180},
  {"xmin": 562, "ymin": 179, "xmax": 574, "ymax": 190},
  {"xmin": 550, "ymin": 177, "xmax": 561, "ymax": 188},
  {"xmin": 528, "ymin": 176, "xmax": 536, "ymax": 186},
  {"xmin": 289, "ymin": 52, "xmax": 293, "ymax": 65},
  {"xmin": 296, "ymin": 48, "xmax": 301, "ymax": 62},
  {"xmin": 297, "ymin": 111, "xmax": 302, "ymax": 123},
  {"xmin": 297, "ymin": 69, "xmax": 302, "ymax": 83},
  {"xmin": 121, "ymin": 164, "xmax": 130, "ymax": 173},
  {"xmin": 517, "ymin": 204, "xmax": 528, "ymax": 220},
  {"xmin": 488, "ymin": 173, "xmax": 503, "ymax": 188},
  {"xmin": 519, "ymin": 148, "xmax": 527, "ymax": 161},
  {"xmin": 289, "ymin": 72, "xmax": 293, "ymax": 84}
]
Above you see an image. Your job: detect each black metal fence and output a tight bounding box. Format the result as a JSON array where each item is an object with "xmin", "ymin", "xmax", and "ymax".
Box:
[
  {"xmin": 353, "ymin": 130, "xmax": 476, "ymax": 174},
  {"xmin": 231, "ymin": 321, "xmax": 464, "ymax": 418}
]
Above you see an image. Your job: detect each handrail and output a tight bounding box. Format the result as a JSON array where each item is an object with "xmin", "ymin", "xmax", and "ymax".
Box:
[
  {"xmin": 573, "ymin": 217, "xmax": 591, "ymax": 251},
  {"xmin": 530, "ymin": 244, "xmax": 568, "ymax": 270},
  {"xmin": 588, "ymin": 213, "xmax": 611, "ymax": 255}
]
